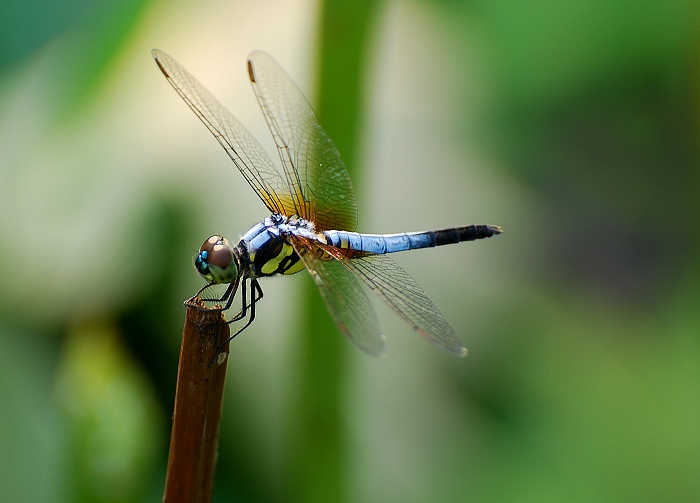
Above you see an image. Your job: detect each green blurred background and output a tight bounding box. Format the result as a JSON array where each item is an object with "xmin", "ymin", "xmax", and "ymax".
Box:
[{"xmin": 1, "ymin": 0, "xmax": 698, "ymax": 501}]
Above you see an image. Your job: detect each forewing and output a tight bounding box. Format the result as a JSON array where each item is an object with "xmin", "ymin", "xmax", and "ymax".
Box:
[
  {"xmin": 247, "ymin": 50, "xmax": 358, "ymax": 231},
  {"xmin": 289, "ymin": 237, "xmax": 384, "ymax": 356},
  {"xmin": 344, "ymin": 253, "xmax": 467, "ymax": 356},
  {"xmin": 152, "ymin": 49, "xmax": 296, "ymax": 216}
]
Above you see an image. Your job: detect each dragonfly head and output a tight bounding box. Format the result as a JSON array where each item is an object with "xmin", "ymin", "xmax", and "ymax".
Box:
[{"xmin": 195, "ymin": 235, "xmax": 239, "ymax": 284}]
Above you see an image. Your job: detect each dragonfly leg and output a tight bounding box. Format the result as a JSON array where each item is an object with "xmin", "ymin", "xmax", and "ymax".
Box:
[
  {"xmin": 224, "ymin": 277, "xmax": 250, "ymax": 323},
  {"xmin": 222, "ymin": 279, "xmax": 263, "ymax": 332},
  {"xmin": 208, "ymin": 279, "xmax": 263, "ymax": 367},
  {"xmin": 220, "ymin": 277, "xmax": 241, "ymax": 311},
  {"xmin": 185, "ymin": 283, "xmax": 215, "ymax": 311},
  {"xmin": 188, "ymin": 278, "xmax": 240, "ymax": 312}
]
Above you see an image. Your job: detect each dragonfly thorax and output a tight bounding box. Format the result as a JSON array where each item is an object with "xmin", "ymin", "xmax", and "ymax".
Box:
[{"xmin": 241, "ymin": 214, "xmax": 313, "ymax": 278}]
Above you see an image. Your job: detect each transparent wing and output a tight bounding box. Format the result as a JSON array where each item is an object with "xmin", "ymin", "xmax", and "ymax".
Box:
[
  {"xmin": 152, "ymin": 49, "xmax": 297, "ymax": 216},
  {"xmin": 247, "ymin": 50, "xmax": 358, "ymax": 232},
  {"xmin": 289, "ymin": 237, "xmax": 384, "ymax": 355},
  {"xmin": 343, "ymin": 252, "xmax": 467, "ymax": 356}
]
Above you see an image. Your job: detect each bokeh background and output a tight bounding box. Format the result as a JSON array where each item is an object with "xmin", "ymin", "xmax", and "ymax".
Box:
[{"xmin": 1, "ymin": 0, "xmax": 698, "ymax": 501}]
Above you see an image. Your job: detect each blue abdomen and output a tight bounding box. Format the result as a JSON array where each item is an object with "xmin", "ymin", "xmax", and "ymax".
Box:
[{"xmin": 324, "ymin": 224, "xmax": 501, "ymax": 254}]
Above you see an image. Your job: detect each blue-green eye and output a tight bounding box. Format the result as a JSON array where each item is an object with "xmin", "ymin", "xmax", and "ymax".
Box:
[{"xmin": 195, "ymin": 235, "xmax": 239, "ymax": 283}]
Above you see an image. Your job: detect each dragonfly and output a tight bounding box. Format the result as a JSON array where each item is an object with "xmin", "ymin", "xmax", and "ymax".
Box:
[{"xmin": 152, "ymin": 49, "xmax": 501, "ymax": 357}]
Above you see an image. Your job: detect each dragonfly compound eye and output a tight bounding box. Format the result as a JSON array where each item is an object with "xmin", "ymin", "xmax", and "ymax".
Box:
[{"xmin": 195, "ymin": 235, "xmax": 238, "ymax": 283}]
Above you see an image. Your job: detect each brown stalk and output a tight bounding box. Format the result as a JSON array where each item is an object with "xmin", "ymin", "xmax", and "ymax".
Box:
[{"xmin": 163, "ymin": 297, "xmax": 231, "ymax": 503}]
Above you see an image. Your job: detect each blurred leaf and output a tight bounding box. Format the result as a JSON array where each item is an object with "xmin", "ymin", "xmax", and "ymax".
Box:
[
  {"xmin": 458, "ymin": 0, "xmax": 700, "ymax": 309},
  {"xmin": 54, "ymin": 320, "xmax": 164, "ymax": 503},
  {"xmin": 286, "ymin": 1, "xmax": 380, "ymax": 501},
  {"xmin": 0, "ymin": 0, "xmax": 148, "ymax": 116},
  {"xmin": 0, "ymin": 326, "xmax": 63, "ymax": 502}
]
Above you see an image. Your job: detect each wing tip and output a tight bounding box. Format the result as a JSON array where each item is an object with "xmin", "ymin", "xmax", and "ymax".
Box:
[
  {"xmin": 247, "ymin": 50, "xmax": 269, "ymax": 83},
  {"xmin": 151, "ymin": 48, "xmax": 170, "ymax": 77},
  {"xmin": 358, "ymin": 333, "xmax": 386, "ymax": 357},
  {"xmin": 247, "ymin": 58, "xmax": 256, "ymax": 83}
]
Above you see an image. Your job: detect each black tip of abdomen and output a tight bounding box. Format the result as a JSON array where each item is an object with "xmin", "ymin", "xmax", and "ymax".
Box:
[{"xmin": 454, "ymin": 224, "xmax": 503, "ymax": 243}]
